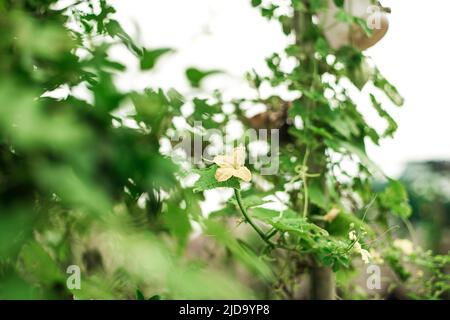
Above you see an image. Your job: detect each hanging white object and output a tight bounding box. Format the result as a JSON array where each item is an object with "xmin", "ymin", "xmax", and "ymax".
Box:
[{"xmin": 319, "ymin": 0, "xmax": 389, "ymax": 50}]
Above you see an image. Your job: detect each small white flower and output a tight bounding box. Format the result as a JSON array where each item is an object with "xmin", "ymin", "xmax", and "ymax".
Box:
[
  {"xmin": 349, "ymin": 230, "xmax": 357, "ymax": 241},
  {"xmin": 213, "ymin": 145, "xmax": 252, "ymax": 182},
  {"xmin": 360, "ymin": 248, "xmax": 371, "ymax": 264},
  {"xmin": 393, "ymin": 239, "xmax": 414, "ymax": 255},
  {"xmin": 350, "ymin": 231, "xmax": 371, "ymax": 264}
]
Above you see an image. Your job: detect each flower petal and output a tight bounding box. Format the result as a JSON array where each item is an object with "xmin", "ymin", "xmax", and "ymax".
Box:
[
  {"xmin": 233, "ymin": 166, "xmax": 252, "ymax": 182},
  {"xmin": 215, "ymin": 167, "xmax": 234, "ymax": 182},
  {"xmin": 213, "ymin": 155, "xmax": 234, "ymax": 168},
  {"xmin": 232, "ymin": 145, "xmax": 246, "ymax": 168}
]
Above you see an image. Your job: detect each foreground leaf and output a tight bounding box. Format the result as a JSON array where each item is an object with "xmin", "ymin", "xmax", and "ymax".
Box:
[{"xmin": 193, "ymin": 165, "xmax": 240, "ymax": 192}]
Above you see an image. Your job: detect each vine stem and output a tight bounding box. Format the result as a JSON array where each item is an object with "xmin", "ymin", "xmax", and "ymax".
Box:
[
  {"xmin": 302, "ymin": 148, "xmax": 310, "ymax": 218},
  {"xmin": 234, "ymin": 189, "xmax": 275, "ymax": 247}
]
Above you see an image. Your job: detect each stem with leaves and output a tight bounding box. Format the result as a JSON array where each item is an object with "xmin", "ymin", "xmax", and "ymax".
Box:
[
  {"xmin": 293, "ymin": 3, "xmax": 335, "ymax": 300},
  {"xmin": 234, "ymin": 189, "xmax": 275, "ymax": 248}
]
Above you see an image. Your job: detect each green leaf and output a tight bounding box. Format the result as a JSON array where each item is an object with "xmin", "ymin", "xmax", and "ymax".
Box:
[
  {"xmin": 333, "ymin": 0, "xmax": 345, "ymax": 8},
  {"xmin": 193, "ymin": 165, "xmax": 240, "ymax": 192},
  {"xmin": 167, "ymin": 88, "xmax": 184, "ymax": 112},
  {"xmin": 260, "ymin": 4, "xmax": 279, "ymax": 19},
  {"xmin": 140, "ymin": 48, "xmax": 174, "ymax": 70},
  {"xmin": 292, "ymin": 0, "xmax": 306, "ymax": 11},
  {"xmin": 373, "ymin": 69, "xmax": 404, "ymax": 106},
  {"xmin": 203, "ymin": 220, "xmax": 273, "ymax": 280},
  {"xmin": 164, "ymin": 203, "xmax": 192, "ymax": 251},
  {"xmin": 310, "ymin": 126, "xmax": 334, "ymax": 140},
  {"xmin": 192, "ymin": 98, "xmax": 220, "ymax": 117},
  {"xmin": 328, "ymin": 114, "xmax": 353, "ymax": 139},
  {"xmin": 209, "ymin": 205, "xmax": 238, "ymax": 218},
  {"xmin": 136, "ymin": 289, "xmax": 145, "ymax": 300},
  {"xmin": 251, "ymin": 207, "xmax": 285, "ymax": 220},
  {"xmin": 252, "ymin": 206, "xmax": 351, "ymax": 270},
  {"xmin": 349, "ymin": 58, "xmax": 372, "ymax": 90},
  {"xmin": 370, "ymin": 94, "xmax": 398, "ymax": 137},
  {"xmin": 279, "ymin": 15, "xmax": 292, "ymax": 35},
  {"xmin": 131, "ymin": 89, "xmax": 168, "ymax": 130},
  {"xmin": 332, "ymin": 140, "xmax": 382, "ymax": 174},
  {"xmin": 185, "ymin": 67, "xmax": 222, "ymax": 88},
  {"xmin": 379, "ymin": 179, "xmax": 412, "ymax": 218},
  {"xmin": 229, "ymin": 194, "xmax": 268, "ymax": 210},
  {"xmin": 327, "ymin": 212, "xmax": 375, "ymax": 238},
  {"xmin": 106, "ymin": 20, "xmax": 142, "ymax": 56},
  {"xmin": 309, "ymin": 179, "xmax": 328, "ymax": 209},
  {"xmin": 251, "ymin": 0, "xmax": 262, "ymax": 7},
  {"xmin": 19, "ymin": 241, "xmax": 65, "ymax": 285},
  {"xmin": 310, "ymin": 0, "xmax": 327, "ymax": 12},
  {"xmin": 251, "ymin": 208, "xmax": 329, "ymax": 239},
  {"xmin": 0, "ymin": 210, "xmax": 33, "ymax": 259},
  {"xmin": 315, "ymin": 37, "xmax": 330, "ymax": 57},
  {"xmin": 335, "ymin": 10, "xmax": 354, "ymax": 24}
]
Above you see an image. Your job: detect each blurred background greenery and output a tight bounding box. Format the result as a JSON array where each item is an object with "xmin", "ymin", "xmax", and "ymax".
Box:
[{"xmin": 0, "ymin": 0, "xmax": 241, "ymax": 299}]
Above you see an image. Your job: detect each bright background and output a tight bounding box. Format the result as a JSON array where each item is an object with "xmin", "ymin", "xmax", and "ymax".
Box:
[{"xmin": 110, "ymin": 0, "xmax": 450, "ymax": 177}]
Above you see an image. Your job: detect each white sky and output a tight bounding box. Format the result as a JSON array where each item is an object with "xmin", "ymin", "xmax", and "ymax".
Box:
[{"xmin": 110, "ymin": 0, "xmax": 450, "ymax": 177}]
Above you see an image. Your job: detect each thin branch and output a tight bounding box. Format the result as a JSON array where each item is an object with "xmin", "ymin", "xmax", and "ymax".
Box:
[
  {"xmin": 234, "ymin": 189, "xmax": 275, "ymax": 248},
  {"xmin": 302, "ymin": 148, "xmax": 310, "ymax": 218}
]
